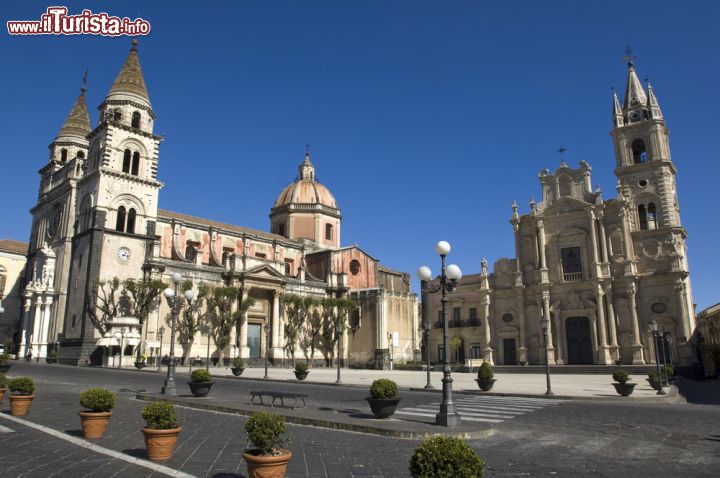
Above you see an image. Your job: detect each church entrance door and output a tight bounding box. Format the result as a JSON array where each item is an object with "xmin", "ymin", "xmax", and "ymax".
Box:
[
  {"xmin": 565, "ymin": 316, "xmax": 593, "ymax": 364},
  {"xmin": 247, "ymin": 324, "xmax": 261, "ymax": 359},
  {"xmin": 503, "ymin": 338, "xmax": 517, "ymax": 365}
]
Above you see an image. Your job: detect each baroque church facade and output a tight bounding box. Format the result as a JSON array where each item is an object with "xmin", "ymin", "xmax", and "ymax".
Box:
[
  {"xmin": 19, "ymin": 40, "xmax": 419, "ymax": 367},
  {"xmin": 425, "ymin": 60, "xmax": 696, "ymax": 368}
]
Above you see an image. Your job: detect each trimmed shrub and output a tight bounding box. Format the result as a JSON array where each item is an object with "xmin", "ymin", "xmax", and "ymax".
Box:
[
  {"xmin": 142, "ymin": 401, "xmax": 180, "ymax": 430},
  {"xmin": 8, "ymin": 376, "xmax": 35, "ymax": 395},
  {"xmin": 612, "ymin": 369, "xmax": 629, "ymax": 384},
  {"xmin": 370, "ymin": 378, "xmax": 399, "ymax": 399},
  {"xmin": 233, "ymin": 356, "xmax": 245, "ymax": 368},
  {"xmin": 294, "ymin": 361, "xmax": 308, "ymax": 372},
  {"xmin": 409, "ymin": 435, "xmax": 485, "ymax": 478},
  {"xmin": 663, "ymin": 364, "xmax": 676, "ymax": 377},
  {"xmin": 79, "ymin": 387, "xmax": 117, "ymax": 412},
  {"xmin": 0, "ymin": 373, "xmax": 7, "ymax": 388},
  {"xmin": 0, "ymin": 353, "xmax": 11, "ymax": 364},
  {"xmin": 190, "ymin": 369, "xmax": 212, "ymax": 383},
  {"xmin": 477, "ymin": 362, "xmax": 494, "ymax": 381},
  {"xmin": 648, "ymin": 371, "xmax": 659, "ymax": 381},
  {"xmin": 245, "ymin": 412, "xmax": 289, "ymax": 455}
]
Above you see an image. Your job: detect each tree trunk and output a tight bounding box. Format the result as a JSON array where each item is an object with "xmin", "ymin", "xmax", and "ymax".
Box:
[{"xmin": 181, "ymin": 337, "xmax": 195, "ymax": 365}]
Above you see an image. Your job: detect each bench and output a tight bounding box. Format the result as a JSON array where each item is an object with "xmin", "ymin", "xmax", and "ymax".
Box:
[{"xmin": 250, "ymin": 391, "xmax": 307, "ymax": 409}]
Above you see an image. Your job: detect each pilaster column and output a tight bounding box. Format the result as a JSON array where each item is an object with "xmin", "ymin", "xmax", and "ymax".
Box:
[
  {"xmin": 19, "ymin": 296, "xmax": 33, "ymax": 357},
  {"xmin": 376, "ymin": 290, "xmax": 387, "ymax": 351},
  {"xmin": 271, "ymin": 290, "xmax": 283, "ymax": 359},
  {"xmin": 627, "ymin": 282, "xmax": 645, "ymax": 364},
  {"xmin": 553, "ymin": 311, "xmax": 565, "ymax": 365},
  {"xmin": 674, "ymin": 279, "xmax": 691, "ymax": 342},
  {"xmin": 31, "ymin": 296, "xmax": 43, "ymax": 356},
  {"xmin": 588, "ymin": 210, "xmax": 600, "ymax": 278},
  {"xmin": 481, "ymin": 295, "xmax": 494, "ymax": 365},
  {"xmin": 239, "ymin": 290, "xmax": 250, "ymax": 359},
  {"xmin": 618, "ymin": 206, "xmax": 637, "ymax": 275},
  {"xmin": 594, "ymin": 284, "xmax": 611, "ymax": 364},
  {"xmin": 513, "ymin": 223, "xmax": 523, "ymax": 286},
  {"xmin": 40, "ymin": 296, "xmax": 53, "ymax": 358},
  {"xmin": 597, "ymin": 217, "xmax": 609, "ymax": 263},
  {"xmin": 516, "ymin": 290, "xmax": 527, "ymax": 363},
  {"xmin": 542, "ymin": 292, "xmax": 555, "ymax": 364},
  {"xmin": 605, "ymin": 288, "xmax": 619, "ymax": 360},
  {"xmin": 537, "ymin": 221, "xmax": 549, "ymax": 283}
]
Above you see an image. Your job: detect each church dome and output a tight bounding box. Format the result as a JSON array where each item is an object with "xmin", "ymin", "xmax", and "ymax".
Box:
[{"xmin": 273, "ymin": 153, "xmax": 338, "ymax": 210}]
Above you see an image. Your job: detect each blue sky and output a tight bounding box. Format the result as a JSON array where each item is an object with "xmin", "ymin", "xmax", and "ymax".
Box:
[{"xmin": 2, "ymin": 1, "xmax": 719, "ymax": 310}]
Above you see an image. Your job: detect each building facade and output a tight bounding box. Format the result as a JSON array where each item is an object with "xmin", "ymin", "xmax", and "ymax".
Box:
[
  {"xmin": 19, "ymin": 40, "xmax": 418, "ymax": 367},
  {"xmin": 0, "ymin": 239, "xmax": 28, "ymax": 351},
  {"xmin": 425, "ymin": 61, "xmax": 696, "ymax": 368}
]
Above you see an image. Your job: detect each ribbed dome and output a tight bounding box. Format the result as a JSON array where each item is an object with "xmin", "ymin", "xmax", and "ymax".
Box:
[
  {"xmin": 274, "ymin": 180, "xmax": 337, "ymax": 209},
  {"xmin": 273, "ymin": 152, "xmax": 338, "ymax": 209}
]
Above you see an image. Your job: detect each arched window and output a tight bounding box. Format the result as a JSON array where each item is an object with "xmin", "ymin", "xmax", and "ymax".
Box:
[
  {"xmin": 77, "ymin": 151, "xmax": 85, "ymax": 159},
  {"xmin": 638, "ymin": 204, "xmax": 648, "ymax": 230},
  {"xmin": 126, "ymin": 208, "xmax": 136, "ymax": 234},
  {"xmin": 647, "ymin": 203, "xmax": 658, "ymax": 229},
  {"xmin": 131, "ymin": 152, "xmax": 140, "ymax": 176},
  {"xmin": 61, "ymin": 148, "xmax": 68, "ymax": 162},
  {"xmin": 122, "ymin": 149, "xmax": 131, "ymax": 173},
  {"xmin": 113, "ymin": 110, "xmax": 122, "ymax": 122},
  {"xmin": 632, "ymin": 139, "xmax": 648, "ymax": 164},
  {"xmin": 559, "ymin": 175, "xmax": 572, "ymax": 197},
  {"xmin": 185, "ymin": 244, "xmax": 197, "ymax": 262},
  {"xmin": 131, "ymin": 111, "xmax": 141, "ymax": 129},
  {"xmin": 325, "ymin": 223, "xmax": 333, "ymax": 241},
  {"xmin": 116, "ymin": 206, "xmax": 126, "ymax": 232},
  {"xmin": 278, "ymin": 223, "xmax": 285, "ymax": 236}
]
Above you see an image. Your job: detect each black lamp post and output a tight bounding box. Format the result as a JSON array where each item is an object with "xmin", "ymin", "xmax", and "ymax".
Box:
[
  {"xmin": 418, "ymin": 240, "xmax": 463, "ymax": 427},
  {"xmin": 335, "ymin": 321, "xmax": 343, "ymax": 384},
  {"xmin": 649, "ymin": 319, "xmax": 666, "ymax": 395},
  {"xmin": 423, "ymin": 316, "xmax": 433, "ymax": 389},
  {"xmin": 156, "ymin": 326, "xmax": 164, "ymax": 370},
  {"xmin": 162, "ymin": 272, "xmax": 194, "ymax": 395},
  {"xmin": 540, "ymin": 315, "xmax": 553, "ymax": 396},
  {"xmin": 264, "ymin": 322, "xmax": 271, "ymax": 379}
]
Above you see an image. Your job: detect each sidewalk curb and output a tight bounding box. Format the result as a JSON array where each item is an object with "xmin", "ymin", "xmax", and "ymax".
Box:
[{"xmin": 135, "ymin": 393, "xmax": 494, "ymax": 440}]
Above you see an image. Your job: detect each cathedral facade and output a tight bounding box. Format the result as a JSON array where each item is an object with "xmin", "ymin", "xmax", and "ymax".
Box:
[
  {"xmin": 19, "ymin": 41, "xmax": 419, "ymax": 367},
  {"xmin": 425, "ymin": 60, "xmax": 696, "ymax": 368}
]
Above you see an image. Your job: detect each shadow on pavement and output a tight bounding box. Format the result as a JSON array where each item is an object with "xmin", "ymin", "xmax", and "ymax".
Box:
[
  {"xmin": 64, "ymin": 429, "xmax": 84, "ymax": 437},
  {"xmin": 122, "ymin": 448, "xmax": 147, "ymax": 459},
  {"xmin": 675, "ymin": 377, "xmax": 720, "ymax": 404},
  {"xmin": 211, "ymin": 473, "xmax": 245, "ymax": 478}
]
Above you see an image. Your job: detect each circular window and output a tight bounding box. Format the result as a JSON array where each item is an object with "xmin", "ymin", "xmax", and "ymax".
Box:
[
  {"xmin": 502, "ymin": 313, "xmax": 513, "ymax": 323},
  {"xmin": 651, "ymin": 302, "xmax": 667, "ymax": 314},
  {"xmin": 349, "ymin": 260, "xmax": 361, "ymax": 276},
  {"xmin": 638, "ymin": 179, "xmax": 648, "ymax": 188}
]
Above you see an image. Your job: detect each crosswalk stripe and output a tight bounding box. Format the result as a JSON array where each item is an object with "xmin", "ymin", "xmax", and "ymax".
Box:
[
  {"xmin": 394, "ymin": 410, "xmax": 505, "ymax": 423},
  {"xmin": 437, "ymin": 402, "xmax": 542, "ymax": 411},
  {"xmin": 399, "ymin": 407, "xmax": 518, "ymax": 418}
]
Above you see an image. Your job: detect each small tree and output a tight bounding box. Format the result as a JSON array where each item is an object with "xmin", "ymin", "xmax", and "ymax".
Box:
[
  {"xmin": 283, "ymin": 294, "xmax": 317, "ymax": 365},
  {"xmin": 319, "ymin": 297, "xmax": 356, "ymax": 366},
  {"xmin": 206, "ymin": 286, "xmax": 255, "ymax": 364},
  {"xmin": 86, "ymin": 277, "xmax": 122, "ymax": 335},
  {"xmin": 174, "ymin": 281, "xmax": 210, "ymax": 365},
  {"xmin": 122, "ymin": 278, "xmax": 166, "ymax": 325}
]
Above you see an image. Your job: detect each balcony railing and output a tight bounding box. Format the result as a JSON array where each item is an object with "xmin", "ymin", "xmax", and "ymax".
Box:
[
  {"xmin": 449, "ymin": 320, "xmax": 462, "ymax": 328},
  {"xmin": 563, "ymin": 271, "xmax": 584, "ymax": 282},
  {"xmin": 467, "ymin": 318, "xmax": 480, "ymax": 327}
]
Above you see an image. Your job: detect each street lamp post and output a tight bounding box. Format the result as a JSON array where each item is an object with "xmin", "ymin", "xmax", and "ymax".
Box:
[
  {"xmin": 540, "ymin": 316, "xmax": 554, "ymax": 396},
  {"xmin": 205, "ymin": 324, "xmax": 212, "ymax": 372},
  {"xmin": 162, "ymin": 272, "xmax": 194, "ymax": 395},
  {"xmin": 113, "ymin": 330, "xmax": 122, "ymax": 369},
  {"xmin": 417, "ymin": 240, "xmax": 463, "ymax": 427},
  {"xmin": 423, "ymin": 316, "xmax": 433, "ymax": 389},
  {"xmin": 157, "ymin": 327, "xmax": 165, "ymax": 370},
  {"xmin": 649, "ymin": 319, "xmax": 666, "ymax": 395},
  {"xmin": 335, "ymin": 321, "xmax": 343, "ymax": 384},
  {"xmin": 264, "ymin": 322, "xmax": 271, "ymax": 379}
]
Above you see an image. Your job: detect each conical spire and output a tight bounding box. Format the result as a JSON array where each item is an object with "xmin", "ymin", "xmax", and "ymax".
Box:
[
  {"xmin": 107, "ymin": 39, "xmax": 151, "ymax": 105},
  {"xmin": 622, "ymin": 61, "xmax": 647, "ymax": 110},
  {"xmin": 646, "ymin": 80, "xmax": 664, "ymax": 120},
  {"xmin": 56, "ymin": 84, "xmax": 91, "ymax": 140},
  {"xmin": 299, "ymin": 144, "xmax": 315, "ymax": 181},
  {"xmin": 612, "ymin": 87, "xmax": 623, "ymax": 127}
]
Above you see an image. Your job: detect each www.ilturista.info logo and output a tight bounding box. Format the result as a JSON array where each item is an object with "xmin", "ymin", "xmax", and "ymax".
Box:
[{"xmin": 7, "ymin": 6, "xmax": 151, "ymax": 36}]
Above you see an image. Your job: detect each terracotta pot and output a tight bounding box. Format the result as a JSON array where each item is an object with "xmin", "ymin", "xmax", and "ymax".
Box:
[
  {"xmin": 0, "ymin": 387, "xmax": 6, "ymax": 403},
  {"xmin": 9, "ymin": 394, "xmax": 35, "ymax": 416},
  {"xmin": 366, "ymin": 397, "xmax": 401, "ymax": 418},
  {"xmin": 243, "ymin": 449, "xmax": 292, "ymax": 478},
  {"xmin": 142, "ymin": 427, "xmax": 182, "ymax": 461},
  {"xmin": 79, "ymin": 411, "xmax": 112, "ymax": 438}
]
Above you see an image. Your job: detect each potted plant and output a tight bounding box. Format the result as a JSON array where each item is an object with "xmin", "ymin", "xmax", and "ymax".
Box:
[
  {"xmin": 611, "ymin": 369, "xmax": 636, "ymax": 397},
  {"xmin": 46, "ymin": 350, "xmax": 58, "ymax": 364},
  {"xmin": 188, "ymin": 369, "xmax": 214, "ymax": 397},
  {"xmin": 0, "ymin": 373, "xmax": 7, "ymax": 402},
  {"xmin": 366, "ymin": 378, "xmax": 400, "ymax": 418},
  {"xmin": 134, "ymin": 355, "xmax": 147, "ymax": 369},
  {"xmin": 0, "ymin": 353, "xmax": 12, "ymax": 373},
  {"xmin": 662, "ymin": 364, "xmax": 676, "ymax": 385},
  {"xmin": 231, "ymin": 356, "xmax": 245, "ymax": 376},
  {"xmin": 293, "ymin": 361, "xmax": 309, "ymax": 381},
  {"xmin": 141, "ymin": 401, "xmax": 181, "ymax": 461},
  {"xmin": 475, "ymin": 362, "xmax": 496, "ymax": 391},
  {"xmin": 409, "ymin": 435, "xmax": 485, "ymax": 478},
  {"xmin": 243, "ymin": 412, "xmax": 292, "ymax": 478},
  {"xmin": 647, "ymin": 371, "xmax": 662, "ymax": 390},
  {"xmin": 79, "ymin": 387, "xmax": 117, "ymax": 438},
  {"xmin": 8, "ymin": 376, "xmax": 35, "ymax": 416}
]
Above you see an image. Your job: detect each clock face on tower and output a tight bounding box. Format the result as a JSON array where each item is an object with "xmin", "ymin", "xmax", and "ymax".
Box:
[{"xmin": 117, "ymin": 247, "xmax": 131, "ymax": 263}]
